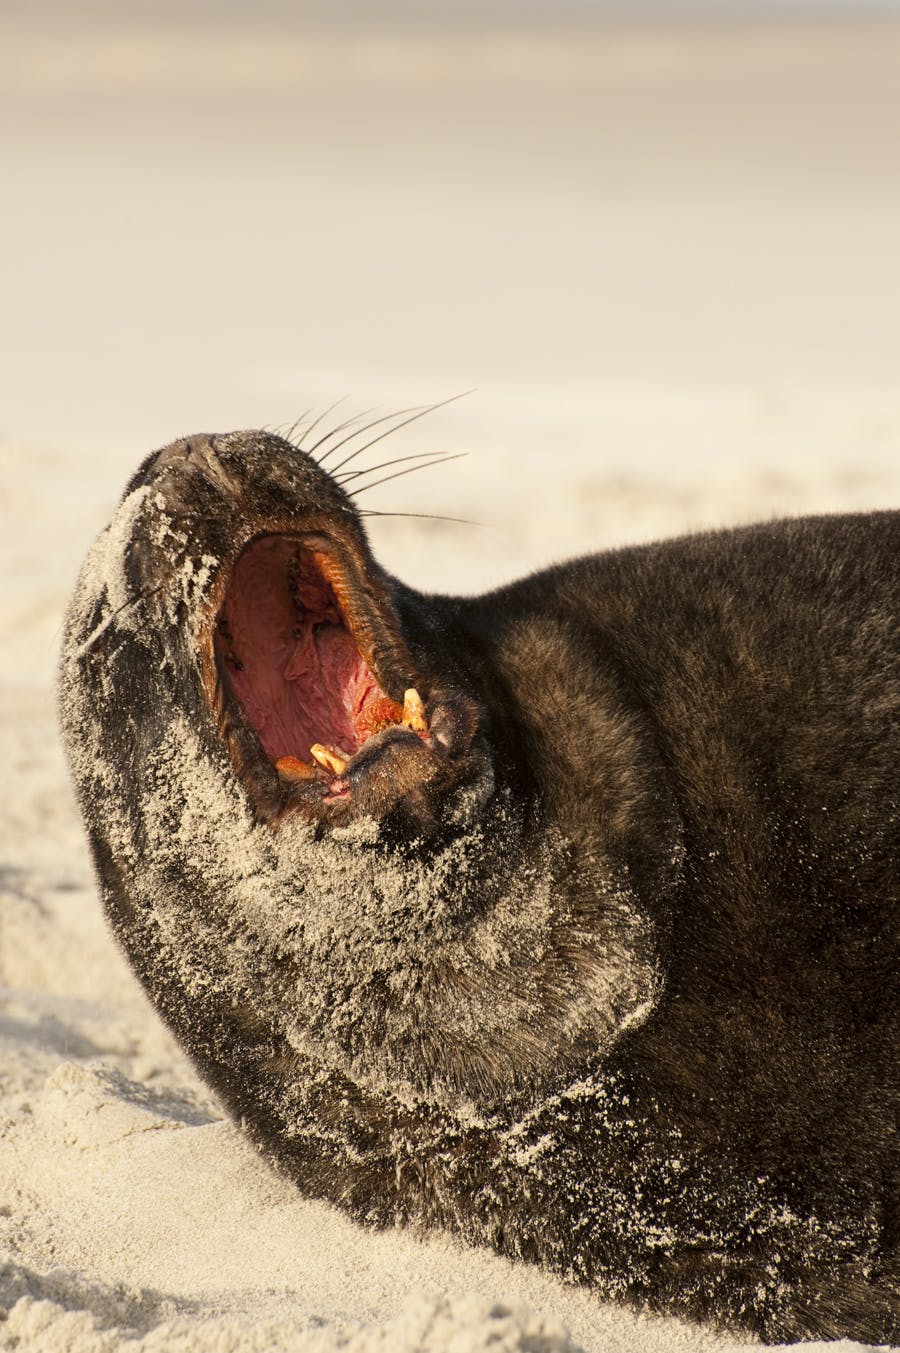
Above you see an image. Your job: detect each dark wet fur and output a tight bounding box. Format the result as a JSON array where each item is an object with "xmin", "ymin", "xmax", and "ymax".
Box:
[{"xmin": 60, "ymin": 430, "xmax": 899, "ymax": 1343}]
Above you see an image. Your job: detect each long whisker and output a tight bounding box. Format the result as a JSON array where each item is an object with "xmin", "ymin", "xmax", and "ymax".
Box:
[
  {"xmin": 305, "ymin": 405, "xmax": 381, "ymax": 458},
  {"xmin": 348, "ymin": 453, "xmax": 467, "ymax": 498},
  {"xmin": 328, "ymin": 390, "xmax": 474, "ymax": 474},
  {"xmin": 73, "ymin": 581, "xmax": 169, "ymax": 659},
  {"xmin": 293, "ymin": 396, "xmax": 351, "ymax": 449},
  {"xmin": 335, "ymin": 450, "xmax": 451, "ymax": 485},
  {"xmin": 316, "ymin": 404, "xmax": 427, "ymax": 469},
  {"xmin": 280, "ymin": 407, "xmax": 315, "ymax": 445},
  {"xmin": 359, "ymin": 509, "xmax": 479, "ymax": 526}
]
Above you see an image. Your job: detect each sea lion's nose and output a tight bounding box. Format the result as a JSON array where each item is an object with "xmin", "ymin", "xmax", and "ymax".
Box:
[
  {"xmin": 146, "ymin": 434, "xmax": 238, "ymax": 497},
  {"xmin": 150, "ymin": 434, "xmax": 215, "ymax": 472}
]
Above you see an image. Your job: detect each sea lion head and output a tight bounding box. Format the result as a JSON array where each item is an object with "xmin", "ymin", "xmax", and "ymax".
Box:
[
  {"xmin": 59, "ymin": 429, "xmax": 668, "ymax": 1114},
  {"xmin": 75, "ymin": 430, "xmax": 490, "ymax": 841}
]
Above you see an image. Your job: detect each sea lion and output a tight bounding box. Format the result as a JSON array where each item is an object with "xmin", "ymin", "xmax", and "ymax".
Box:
[{"xmin": 58, "ymin": 427, "xmax": 899, "ymax": 1343}]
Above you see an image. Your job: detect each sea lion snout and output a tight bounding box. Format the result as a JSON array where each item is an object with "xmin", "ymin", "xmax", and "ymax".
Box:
[{"xmin": 102, "ymin": 429, "xmax": 497, "ymax": 842}]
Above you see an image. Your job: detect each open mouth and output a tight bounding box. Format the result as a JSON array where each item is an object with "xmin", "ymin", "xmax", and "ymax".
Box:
[{"xmin": 212, "ymin": 533, "xmax": 429, "ymax": 809}]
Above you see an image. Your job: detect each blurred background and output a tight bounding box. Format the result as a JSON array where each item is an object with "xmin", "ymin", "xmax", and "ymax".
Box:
[
  {"xmin": 2, "ymin": 9, "xmax": 900, "ymax": 1348},
  {"xmin": 3, "ymin": 0, "xmax": 900, "ymax": 630}
]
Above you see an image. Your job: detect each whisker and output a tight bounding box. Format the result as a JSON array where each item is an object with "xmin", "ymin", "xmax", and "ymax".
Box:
[
  {"xmin": 327, "ymin": 390, "xmax": 474, "ymax": 474},
  {"xmin": 291, "ymin": 396, "xmax": 351, "ymax": 449},
  {"xmin": 279, "ymin": 408, "xmax": 315, "ymax": 445},
  {"xmin": 348, "ymin": 453, "xmax": 467, "ymax": 498},
  {"xmin": 316, "ymin": 404, "xmax": 427, "ymax": 469},
  {"xmin": 305, "ymin": 405, "xmax": 381, "ymax": 458},
  {"xmin": 74, "ymin": 581, "xmax": 169, "ymax": 659},
  {"xmin": 335, "ymin": 450, "xmax": 451, "ymax": 485},
  {"xmin": 358, "ymin": 509, "xmax": 479, "ymax": 526}
]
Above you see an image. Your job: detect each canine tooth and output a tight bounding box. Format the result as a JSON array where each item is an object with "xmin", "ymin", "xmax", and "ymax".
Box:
[
  {"xmin": 310, "ymin": 744, "xmax": 348, "ymax": 775},
  {"xmin": 401, "ymin": 688, "xmax": 428, "ymax": 731},
  {"xmin": 275, "ymin": 756, "xmax": 315, "ymax": 781}
]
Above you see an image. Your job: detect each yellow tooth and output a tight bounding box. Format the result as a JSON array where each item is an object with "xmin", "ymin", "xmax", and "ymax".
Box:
[
  {"xmin": 310, "ymin": 744, "xmax": 348, "ymax": 776},
  {"xmin": 275, "ymin": 756, "xmax": 316, "ymax": 781},
  {"xmin": 401, "ymin": 688, "xmax": 428, "ymax": 732}
]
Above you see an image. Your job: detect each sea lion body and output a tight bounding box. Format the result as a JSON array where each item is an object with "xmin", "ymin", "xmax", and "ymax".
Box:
[{"xmin": 59, "ymin": 431, "xmax": 899, "ymax": 1342}]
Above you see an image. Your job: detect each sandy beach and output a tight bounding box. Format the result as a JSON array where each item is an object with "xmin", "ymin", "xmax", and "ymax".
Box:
[{"xmin": 1, "ymin": 4, "xmax": 899, "ymax": 1350}]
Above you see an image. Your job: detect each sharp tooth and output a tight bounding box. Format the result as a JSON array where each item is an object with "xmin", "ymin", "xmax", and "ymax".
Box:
[
  {"xmin": 275, "ymin": 756, "xmax": 315, "ymax": 781},
  {"xmin": 401, "ymin": 688, "xmax": 428, "ymax": 732},
  {"xmin": 310, "ymin": 744, "xmax": 348, "ymax": 775}
]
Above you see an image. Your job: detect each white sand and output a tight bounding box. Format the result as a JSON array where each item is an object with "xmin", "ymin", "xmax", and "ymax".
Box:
[{"xmin": 1, "ymin": 6, "xmax": 898, "ymax": 1350}]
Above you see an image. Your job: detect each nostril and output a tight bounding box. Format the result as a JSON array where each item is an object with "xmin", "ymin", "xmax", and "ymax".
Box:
[
  {"xmin": 154, "ymin": 435, "xmax": 213, "ymax": 470},
  {"xmin": 121, "ymin": 436, "xmax": 200, "ymax": 496},
  {"xmin": 125, "ymin": 435, "xmax": 236, "ymax": 499}
]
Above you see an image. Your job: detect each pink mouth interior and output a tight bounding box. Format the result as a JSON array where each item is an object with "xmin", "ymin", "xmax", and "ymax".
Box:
[{"xmin": 216, "ymin": 535, "xmax": 402, "ymax": 764}]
